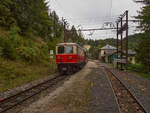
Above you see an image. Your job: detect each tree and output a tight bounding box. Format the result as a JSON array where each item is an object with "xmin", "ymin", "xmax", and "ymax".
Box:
[{"xmin": 135, "ymin": 1, "xmax": 150, "ymax": 71}]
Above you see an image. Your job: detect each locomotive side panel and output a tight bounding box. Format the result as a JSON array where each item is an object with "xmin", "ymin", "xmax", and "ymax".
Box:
[{"xmin": 77, "ymin": 46, "xmax": 85, "ymax": 63}]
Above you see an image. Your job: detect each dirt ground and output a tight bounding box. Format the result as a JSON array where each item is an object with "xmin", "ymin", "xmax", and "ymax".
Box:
[{"xmin": 20, "ymin": 61, "xmax": 97, "ymax": 113}]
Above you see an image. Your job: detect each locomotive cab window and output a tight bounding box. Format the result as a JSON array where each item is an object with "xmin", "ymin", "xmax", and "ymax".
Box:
[
  {"xmin": 65, "ymin": 46, "xmax": 73, "ymax": 54},
  {"xmin": 57, "ymin": 46, "xmax": 73, "ymax": 54},
  {"xmin": 58, "ymin": 46, "xmax": 64, "ymax": 54}
]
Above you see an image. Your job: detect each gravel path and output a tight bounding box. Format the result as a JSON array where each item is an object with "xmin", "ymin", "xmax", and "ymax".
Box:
[
  {"xmin": 86, "ymin": 65, "xmax": 120, "ymax": 113},
  {"xmin": 20, "ymin": 61, "xmax": 96, "ymax": 113}
]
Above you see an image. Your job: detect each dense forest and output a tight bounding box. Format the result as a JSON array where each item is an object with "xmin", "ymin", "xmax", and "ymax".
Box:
[
  {"xmin": 0, "ymin": 0, "xmax": 85, "ymax": 92},
  {"xmin": 0, "ymin": 0, "xmax": 85, "ymax": 62}
]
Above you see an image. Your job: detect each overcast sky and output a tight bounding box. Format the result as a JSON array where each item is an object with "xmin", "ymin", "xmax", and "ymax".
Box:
[{"xmin": 48, "ymin": 0, "xmax": 142, "ymax": 40}]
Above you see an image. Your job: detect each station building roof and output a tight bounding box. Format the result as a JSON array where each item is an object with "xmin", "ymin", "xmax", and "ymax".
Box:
[
  {"xmin": 101, "ymin": 44, "xmax": 116, "ymax": 50},
  {"xmin": 56, "ymin": 42, "xmax": 78, "ymax": 46}
]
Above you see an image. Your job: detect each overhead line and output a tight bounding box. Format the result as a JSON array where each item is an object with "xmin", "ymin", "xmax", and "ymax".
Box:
[{"xmin": 76, "ymin": 27, "xmax": 117, "ymax": 31}]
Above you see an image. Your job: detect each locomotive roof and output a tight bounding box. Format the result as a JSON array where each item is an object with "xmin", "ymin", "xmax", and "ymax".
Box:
[{"xmin": 56, "ymin": 43, "xmax": 78, "ymax": 46}]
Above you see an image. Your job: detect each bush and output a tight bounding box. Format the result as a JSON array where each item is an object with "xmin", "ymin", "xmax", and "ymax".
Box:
[
  {"xmin": 0, "ymin": 59, "xmax": 18, "ymax": 80},
  {"xmin": 17, "ymin": 46, "xmax": 41, "ymax": 63},
  {"xmin": 39, "ymin": 44, "xmax": 49, "ymax": 58},
  {"xmin": 0, "ymin": 47, "xmax": 3, "ymax": 56},
  {"xmin": 0, "ymin": 25, "xmax": 22, "ymax": 60},
  {"xmin": 128, "ymin": 63, "xmax": 149, "ymax": 73}
]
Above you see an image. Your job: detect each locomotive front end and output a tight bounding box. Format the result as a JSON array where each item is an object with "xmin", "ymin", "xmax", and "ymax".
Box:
[{"xmin": 56, "ymin": 43, "xmax": 78, "ymax": 74}]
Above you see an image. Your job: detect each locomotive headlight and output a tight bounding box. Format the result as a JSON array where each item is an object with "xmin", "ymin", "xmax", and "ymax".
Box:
[
  {"xmin": 58, "ymin": 56, "xmax": 61, "ymax": 60},
  {"xmin": 69, "ymin": 56, "xmax": 72, "ymax": 60}
]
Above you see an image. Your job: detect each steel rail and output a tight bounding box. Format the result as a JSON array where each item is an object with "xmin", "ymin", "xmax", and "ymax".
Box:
[
  {"xmin": 0, "ymin": 74, "xmax": 66, "ymax": 113},
  {"xmin": 102, "ymin": 66, "xmax": 122, "ymax": 113},
  {"xmin": 104, "ymin": 67, "xmax": 147, "ymax": 113}
]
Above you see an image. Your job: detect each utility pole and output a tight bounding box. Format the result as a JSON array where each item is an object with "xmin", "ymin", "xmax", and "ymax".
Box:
[
  {"xmin": 116, "ymin": 10, "xmax": 129, "ymax": 70},
  {"xmin": 116, "ymin": 22, "xmax": 119, "ymax": 69},
  {"xmin": 54, "ymin": 12, "xmax": 56, "ymax": 38},
  {"xmin": 120, "ymin": 17, "xmax": 123, "ymax": 70},
  {"xmin": 62, "ymin": 18, "xmax": 66, "ymax": 42},
  {"xmin": 126, "ymin": 10, "xmax": 129, "ymax": 70}
]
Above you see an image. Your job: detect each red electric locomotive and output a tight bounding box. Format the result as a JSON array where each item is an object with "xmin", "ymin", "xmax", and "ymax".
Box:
[{"xmin": 56, "ymin": 43, "xmax": 87, "ymax": 74}]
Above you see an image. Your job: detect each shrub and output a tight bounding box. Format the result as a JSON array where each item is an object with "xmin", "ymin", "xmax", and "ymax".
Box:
[
  {"xmin": 39, "ymin": 44, "xmax": 49, "ymax": 58},
  {"xmin": 17, "ymin": 46, "xmax": 41, "ymax": 63},
  {"xmin": 0, "ymin": 47, "xmax": 3, "ymax": 56},
  {"xmin": 0, "ymin": 25, "xmax": 22, "ymax": 60},
  {"xmin": 128, "ymin": 63, "xmax": 149, "ymax": 73}
]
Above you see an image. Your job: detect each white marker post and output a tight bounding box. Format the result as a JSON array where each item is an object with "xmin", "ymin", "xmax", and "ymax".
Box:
[{"xmin": 50, "ymin": 50, "xmax": 54, "ymax": 72}]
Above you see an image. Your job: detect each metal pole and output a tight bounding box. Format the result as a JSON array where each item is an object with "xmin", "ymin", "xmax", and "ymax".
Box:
[
  {"xmin": 72, "ymin": 29, "xmax": 74, "ymax": 42},
  {"xmin": 126, "ymin": 10, "xmax": 128, "ymax": 70},
  {"xmin": 54, "ymin": 12, "xmax": 55, "ymax": 38},
  {"xmin": 117, "ymin": 22, "xmax": 119, "ymax": 69},
  {"xmin": 120, "ymin": 17, "xmax": 123, "ymax": 70},
  {"xmin": 62, "ymin": 18, "xmax": 66, "ymax": 43},
  {"xmin": 64, "ymin": 21, "xmax": 66, "ymax": 43}
]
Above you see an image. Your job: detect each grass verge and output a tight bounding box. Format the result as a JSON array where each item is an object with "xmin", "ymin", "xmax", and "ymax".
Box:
[
  {"xmin": 130, "ymin": 72, "xmax": 150, "ymax": 80},
  {"xmin": 106, "ymin": 63, "xmax": 150, "ymax": 80},
  {"xmin": 0, "ymin": 57, "xmax": 56, "ymax": 93}
]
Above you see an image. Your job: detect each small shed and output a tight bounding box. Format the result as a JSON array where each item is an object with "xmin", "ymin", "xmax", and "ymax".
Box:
[
  {"xmin": 109, "ymin": 50, "xmax": 136, "ymax": 64},
  {"xmin": 126, "ymin": 50, "xmax": 136, "ymax": 64},
  {"xmin": 99, "ymin": 44, "xmax": 116, "ymax": 63}
]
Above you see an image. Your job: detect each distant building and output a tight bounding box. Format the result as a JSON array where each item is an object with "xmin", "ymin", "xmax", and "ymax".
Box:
[
  {"xmin": 99, "ymin": 44, "xmax": 116, "ymax": 63},
  {"xmin": 99, "ymin": 44, "xmax": 136, "ymax": 64},
  {"xmin": 83, "ymin": 45, "xmax": 91, "ymax": 51},
  {"xmin": 107, "ymin": 49, "xmax": 136, "ymax": 64},
  {"xmin": 126, "ymin": 50, "xmax": 136, "ymax": 64}
]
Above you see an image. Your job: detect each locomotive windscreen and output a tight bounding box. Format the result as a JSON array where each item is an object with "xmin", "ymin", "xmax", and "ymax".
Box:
[{"xmin": 58, "ymin": 46, "xmax": 73, "ymax": 54}]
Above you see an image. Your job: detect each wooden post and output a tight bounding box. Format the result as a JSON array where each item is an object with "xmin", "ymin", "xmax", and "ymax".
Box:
[
  {"xmin": 117, "ymin": 22, "xmax": 119, "ymax": 69},
  {"xmin": 120, "ymin": 17, "xmax": 123, "ymax": 70},
  {"xmin": 126, "ymin": 10, "xmax": 128, "ymax": 70}
]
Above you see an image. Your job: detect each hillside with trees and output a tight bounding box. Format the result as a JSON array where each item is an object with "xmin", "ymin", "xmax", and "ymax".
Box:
[
  {"xmin": 87, "ymin": 33, "xmax": 141, "ymax": 59},
  {"xmin": 0, "ymin": 0, "xmax": 85, "ymax": 92}
]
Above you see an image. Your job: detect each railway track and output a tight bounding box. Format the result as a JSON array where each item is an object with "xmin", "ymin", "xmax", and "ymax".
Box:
[
  {"xmin": 0, "ymin": 75, "xmax": 66, "ymax": 113},
  {"xmin": 104, "ymin": 67, "xmax": 147, "ymax": 113}
]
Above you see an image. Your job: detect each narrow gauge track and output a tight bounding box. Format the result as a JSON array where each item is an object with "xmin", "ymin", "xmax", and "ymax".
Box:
[
  {"xmin": 0, "ymin": 74, "xmax": 66, "ymax": 113},
  {"xmin": 104, "ymin": 67, "xmax": 146, "ymax": 113}
]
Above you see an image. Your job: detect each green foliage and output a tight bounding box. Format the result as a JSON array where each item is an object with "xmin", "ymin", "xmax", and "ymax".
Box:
[
  {"xmin": 123, "ymin": 34, "xmax": 141, "ymax": 51},
  {"xmin": 0, "ymin": 66, "xmax": 18, "ymax": 80},
  {"xmin": 89, "ymin": 46, "xmax": 99, "ymax": 59},
  {"xmin": 17, "ymin": 46, "xmax": 39, "ymax": 63},
  {"xmin": 65, "ymin": 26, "xmax": 86, "ymax": 46},
  {"xmin": 0, "ymin": 0, "xmax": 16, "ymax": 27},
  {"xmin": 0, "ymin": 58, "xmax": 19, "ymax": 80},
  {"xmin": 0, "ymin": 0, "xmax": 64, "ymax": 40},
  {"xmin": 128, "ymin": 63, "xmax": 149, "ymax": 73},
  {"xmin": 0, "ymin": 47, "xmax": 3, "ymax": 56},
  {"xmin": 128, "ymin": 63, "xmax": 150, "ymax": 79},
  {"xmin": 136, "ymin": 33, "xmax": 150, "ymax": 70},
  {"xmin": 135, "ymin": 2, "xmax": 150, "ymax": 70},
  {"xmin": 0, "ymin": 57, "xmax": 55, "ymax": 92},
  {"xmin": 0, "ymin": 0, "xmax": 65, "ymax": 62},
  {"xmin": 0, "ymin": 25, "xmax": 22, "ymax": 60},
  {"xmin": 87, "ymin": 34, "xmax": 141, "ymax": 59}
]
